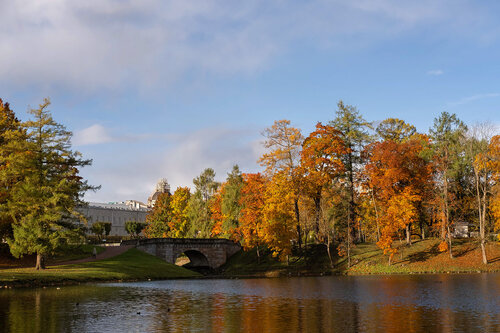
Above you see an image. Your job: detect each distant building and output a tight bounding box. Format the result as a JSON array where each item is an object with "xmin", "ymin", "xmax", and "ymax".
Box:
[
  {"xmin": 78, "ymin": 179, "xmax": 171, "ymax": 237},
  {"xmin": 147, "ymin": 178, "xmax": 171, "ymax": 207},
  {"xmin": 78, "ymin": 201, "xmax": 149, "ymax": 237},
  {"xmin": 452, "ymin": 220, "xmax": 469, "ymax": 238}
]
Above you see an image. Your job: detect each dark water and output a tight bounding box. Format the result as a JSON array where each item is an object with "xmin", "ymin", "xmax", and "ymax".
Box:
[{"xmin": 1, "ymin": 274, "xmax": 500, "ymax": 332}]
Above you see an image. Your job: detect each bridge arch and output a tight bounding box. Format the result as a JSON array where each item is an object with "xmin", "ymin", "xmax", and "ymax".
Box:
[
  {"xmin": 175, "ymin": 249, "xmax": 210, "ymax": 267},
  {"xmin": 122, "ymin": 238, "xmax": 241, "ymax": 269}
]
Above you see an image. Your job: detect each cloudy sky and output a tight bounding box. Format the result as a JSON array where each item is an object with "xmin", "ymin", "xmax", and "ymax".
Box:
[{"xmin": 1, "ymin": 0, "xmax": 499, "ymax": 202}]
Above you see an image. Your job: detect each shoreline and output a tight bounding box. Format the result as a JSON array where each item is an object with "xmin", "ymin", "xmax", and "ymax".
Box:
[{"xmin": 2, "ymin": 265, "xmax": 499, "ymax": 289}]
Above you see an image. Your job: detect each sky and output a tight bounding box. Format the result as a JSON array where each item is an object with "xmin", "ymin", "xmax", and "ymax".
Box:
[{"xmin": 1, "ymin": 0, "xmax": 500, "ymax": 203}]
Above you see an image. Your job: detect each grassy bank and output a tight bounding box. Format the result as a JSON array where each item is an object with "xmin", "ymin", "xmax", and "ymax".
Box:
[
  {"xmin": 222, "ymin": 238, "xmax": 500, "ymax": 277},
  {"xmin": 0, "ymin": 244, "xmax": 106, "ymax": 269},
  {"xmin": 0, "ymin": 248, "xmax": 200, "ymax": 287}
]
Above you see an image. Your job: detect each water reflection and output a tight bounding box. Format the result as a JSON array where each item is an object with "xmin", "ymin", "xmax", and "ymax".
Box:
[{"xmin": 1, "ymin": 274, "xmax": 500, "ymax": 332}]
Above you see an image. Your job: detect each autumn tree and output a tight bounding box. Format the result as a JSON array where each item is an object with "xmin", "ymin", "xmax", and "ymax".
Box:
[
  {"xmin": 261, "ymin": 171, "xmax": 296, "ymax": 260},
  {"xmin": 5, "ymin": 99, "xmax": 95, "ymax": 269},
  {"xmin": 259, "ymin": 119, "xmax": 304, "ymax": 249},
  {"xmin": 467, "ymin": 124, "xmax": 496, "ymax": 264},
  {"xmin": 376, "ymin": 118, "xmax": 416, "ymax": 142},
  {"xmin": 300, "ymin": 122, "xmax": 347, "ymax": 236},
  {"xmin": 239, "ymin": 173, "xmax": 267, "ymax": 262},
  {"xmin": 168, "ymin": 187, "xmax": 191, "ymax": 238},
  {"xmin": 489, "ymin": 136, "xmax": 500, "ymax": 233},
  {"xmin": 429, "ymin": 112, "xmax": 467, "ymax": 258},
  {"xmin": 144, "ymin": 192, "xmax": 172, "ymax": 238},
  {"xmin": 365, "ymin": 135, "xmax": 432, "ymax": 263}
]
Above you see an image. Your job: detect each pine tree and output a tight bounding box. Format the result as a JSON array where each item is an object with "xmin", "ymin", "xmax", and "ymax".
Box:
[
  {"xmin": 6, "ymin": 99, "xmax": 95, "ymax": 269},
  {"xmin": 221, "ymin": 165, "xmax": 244, "ymax": 238}
]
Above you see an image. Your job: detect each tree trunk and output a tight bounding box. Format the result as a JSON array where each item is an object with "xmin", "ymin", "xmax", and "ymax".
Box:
[
  {"xmin": 256, "ymin": 245, "xmax": 261, "ymax": 264},
  {"xmin": 326, "ymin": 234, "xmax": 334, "ymax": 268},
  {"xmin": 294, "ymin": 198, "xmax": 302, "ymax": 251},
  {"xmin": 406, "ymin": 224, "xmax": 412, "ymax": 246},
  {"xmin": 475, "ymin": 169, "xmax": 488, "ymax": 264},
  {"xmin": 444, "ymin": 176, "xmax": 453, "ymax": 259},
  {"xmin": 371, "ymin": 190, "xmax": 381, "ymax": 242},
  {"xmin": 36, "ymin": 253, "xmax": 45, "ymax": 270},
  {"xmin": 314, "ymin": 190, "xmax": 321, "ymax": 236},
  {"xmin": 347, "ymin": 215, "xmax": 351, "ymax": 268}
]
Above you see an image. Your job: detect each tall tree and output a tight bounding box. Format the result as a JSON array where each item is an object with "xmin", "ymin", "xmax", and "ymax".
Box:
[
  {"xmin": 261, "ymin": 171, "xmax": 297, "ymax": 260},
  {"xmin": 239, "ymin": 173, "xmax": 267, "ymax": 262},
  {"xmin": 429, "ymin": 112, "xmax": 467, "ymax": 258},
  {"xmin": 329, "ymin": 100, "xmax": 372, "ymax": 242},
  {"xmin": 489, "ymin": 136, "xmax": 500, "ymax": 234},
  {"xmin": 169, "ymin": 187, "xmax": 191, "ymax": 238},
  {"xmin": 365, "ymin": 135, "xmax": 433, "ymax": 262},
  {"xmin": 188, "ymin": 168, "xmax": 220, "ymax": 238},
  {"xmin": 300, "ymin": 123, "xmax": 347, "ymax": 241},
  {"xmin": 5, "ymin": 99, "xmax": 95, "ymax": 269},
  {"xmin": 259, "ymin": 120, "xmax": 304, "ymax": 249},
  {"xmin": 221, "ymin": 165, "xmax": 244, "ymax": 238},
  {"xmin": 0, "ymin": 99, "xmax": 24, "ymax": 241},
  {"xmin": 467, "ymin": 124, "xmax": 496, "ymax": 264},
  {"xmin": 144, "ymin": 193, "xmax": 172, "ymax": 238}
]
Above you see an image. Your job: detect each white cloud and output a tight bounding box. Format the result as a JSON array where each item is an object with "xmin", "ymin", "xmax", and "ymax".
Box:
[
  {"xmin": 448, "ymin": 93, "xmax": 500, "ymax": 107},
  {"xmin": 81, "ymin": 125, "xmax": 263, "ymax": 202},
  {"xmin": 0, "ymin": 0, "xmax": 494, "ymax": 94},
  {"xmin": 427, "ymin": 69, "xmax": 444, "ymax": 76},
  {"xmin": 73, "ymin": 124, "xmax": 113, "ymax": 146}
]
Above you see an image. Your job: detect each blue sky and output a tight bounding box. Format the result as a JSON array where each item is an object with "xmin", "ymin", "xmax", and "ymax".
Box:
[{"xmin": 1, "ymin": 0, "xmax": 499, "ymax": 202}]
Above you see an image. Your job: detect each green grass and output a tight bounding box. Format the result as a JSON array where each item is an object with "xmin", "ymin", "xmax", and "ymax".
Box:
[
  {"xmin": 0, "ymin": 248, "xmax": 200, "ymax": 287},
  {"xmin": 48, "ymin": 244, "xmax": 106, "ymax": 263}
]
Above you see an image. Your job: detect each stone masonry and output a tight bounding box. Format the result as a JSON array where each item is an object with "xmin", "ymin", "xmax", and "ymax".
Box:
[{"xmin": 122, "ymin": 238, "xmax": 241, "ymax": 269}]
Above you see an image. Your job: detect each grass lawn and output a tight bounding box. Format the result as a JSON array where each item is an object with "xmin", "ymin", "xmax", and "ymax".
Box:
[
  {"xmin": 0, "ymin": 244, "xmax": 106, "ymax": 269},
  {"xmin": 222, "ymin": 238, "xmax": 500, "ymax": 277},
  {"xmin": 0, "ymin": 248, "xmax": 200, "ymax": 287}
]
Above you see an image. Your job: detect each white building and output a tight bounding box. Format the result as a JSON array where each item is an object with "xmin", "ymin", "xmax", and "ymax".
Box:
[{"xmin": 78, "ymin": 201, "xmax": 149, "ymax": 237}]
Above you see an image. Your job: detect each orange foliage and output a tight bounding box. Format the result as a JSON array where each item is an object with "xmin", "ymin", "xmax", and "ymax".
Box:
[
  {"xmin": 365, "ymin": 136, "xmax": 433, "ymax": 261},
  {"xmin": 239, "ymin": 173, "xmax": 267, "ymax": 251}
]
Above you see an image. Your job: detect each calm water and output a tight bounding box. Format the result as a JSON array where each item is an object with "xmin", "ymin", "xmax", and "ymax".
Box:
[{"xmin": 1, "ymin": 274, "xmax": 500, "ymax": 332}]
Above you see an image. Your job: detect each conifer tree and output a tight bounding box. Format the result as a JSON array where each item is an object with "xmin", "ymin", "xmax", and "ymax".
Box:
[
  {"xmin": 0, "ymin": 99, "xmax": 25, "ymax": 241},
  {"xmin": 5, "ymin": 98, "xmax": 95, "ymax": 269}
]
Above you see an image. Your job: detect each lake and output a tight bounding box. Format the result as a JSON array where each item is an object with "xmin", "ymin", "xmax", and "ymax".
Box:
[{"xmin": 1, "ymin": 274, "xmax": 499, "ymax": 332}]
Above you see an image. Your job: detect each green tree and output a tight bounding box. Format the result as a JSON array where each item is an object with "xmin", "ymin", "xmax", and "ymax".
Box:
[
  {"xmin": 5, "ymin": 98, "xmax": 95, "ymax": 269},
  {"xmin": 0, "ymin": 99, "xmax": 25, "ymax": 241},
  {"xmin": 221, "ymin": 165, "xmax": 244, "ymax": 237},
  {"xmin": 125, "ymin": 220, "xmax": 146, "ymax": 238},
  {"xmin": 188, "ymin": 168, "xmax": 220, "ymax": 238},
  {"xmin": 429, "ymin": 111, "xmax": 467, "ymax": 258},
  {"xmin": 376, "ymin": 118, "xmax": 416, "ymax": 142},
  {"xmin": 329, "ymin": 100, "xmax": 372, "ymax": 245}
]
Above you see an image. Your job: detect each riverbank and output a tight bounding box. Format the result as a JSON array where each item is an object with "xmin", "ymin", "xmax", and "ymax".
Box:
[
  {"xmin": 221, "ymin": 238, "xmax": 500, "ymax": 277},
  {"xmin": 0, "ymin": 248, "xmax": 200, "ymax": 287}
]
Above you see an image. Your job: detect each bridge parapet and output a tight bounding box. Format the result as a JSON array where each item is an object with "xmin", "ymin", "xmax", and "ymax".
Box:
[{"xmin": 121, "ymin": 238, "xmax": 241, "ymax": 269}]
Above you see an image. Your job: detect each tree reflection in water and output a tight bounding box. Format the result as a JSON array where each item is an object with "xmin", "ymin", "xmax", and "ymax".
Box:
[{"xmin": 1, "ymin": 275, "xmax": 500, "ymax": 332}]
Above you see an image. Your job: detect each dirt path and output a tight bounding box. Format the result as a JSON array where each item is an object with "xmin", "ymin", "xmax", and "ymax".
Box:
[{"xmin": 54, "ymin": 245, "xmax": 134, "ymax": 266}]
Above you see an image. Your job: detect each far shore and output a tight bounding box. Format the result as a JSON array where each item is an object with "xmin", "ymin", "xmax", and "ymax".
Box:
[{"xmin": 2, "ymin": 238, "xmax": 500, "ymax": 288}]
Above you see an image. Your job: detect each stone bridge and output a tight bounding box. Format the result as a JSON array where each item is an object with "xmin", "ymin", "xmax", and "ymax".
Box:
[{"xmin": 121, "ymin": 238, "xmax": 241, "ymax": 269}]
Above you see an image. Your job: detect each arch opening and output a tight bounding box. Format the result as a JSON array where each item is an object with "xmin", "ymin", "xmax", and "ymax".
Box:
[{"xmin": 175, "ymin": 250, "xmax": 210, "ymax": 268}]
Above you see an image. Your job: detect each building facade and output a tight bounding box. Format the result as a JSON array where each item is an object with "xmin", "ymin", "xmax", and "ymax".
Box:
[{"xmin": 78, "ymin": 201, "xmax": 149, "ymax": 237}]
